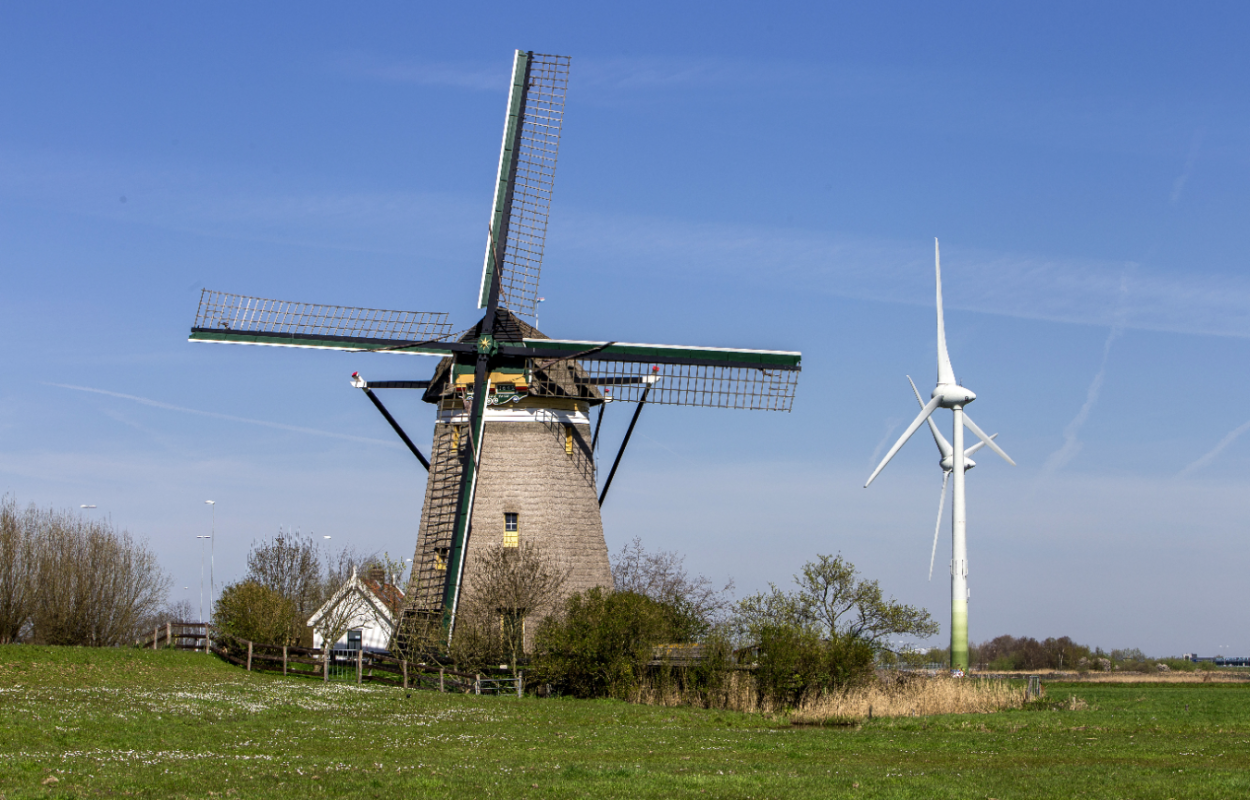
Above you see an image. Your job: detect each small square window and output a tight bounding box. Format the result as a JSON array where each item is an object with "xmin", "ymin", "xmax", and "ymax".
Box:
[{"xmin": 503, "ymin": 513, "xmax": 519, "ymax": 547}]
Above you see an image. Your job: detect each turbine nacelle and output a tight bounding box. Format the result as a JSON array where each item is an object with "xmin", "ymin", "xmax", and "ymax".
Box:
[
  {"xmin": 932, "ymin": 383, "xmax": 976, "ymax": 408},
  {"xmin": 941, "ymin": 455, "xmax": 975, "ymax": 472}
]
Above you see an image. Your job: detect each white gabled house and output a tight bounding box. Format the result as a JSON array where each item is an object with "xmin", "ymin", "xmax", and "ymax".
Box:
[{"xmin": 307, "ymin": 566, "xmax": 404, "ymax": 653}]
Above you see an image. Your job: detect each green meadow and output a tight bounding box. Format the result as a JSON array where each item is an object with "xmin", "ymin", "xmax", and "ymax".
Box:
[{"xmin": 1, "ymin": 646, "xmax": 1247, "ymax": 799}]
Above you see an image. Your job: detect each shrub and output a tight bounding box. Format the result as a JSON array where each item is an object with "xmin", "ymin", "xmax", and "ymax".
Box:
[
  {"xmin": 752, "ymin": 623, "xmax": 875, "ymax": 707},
  {"xmin": 532, "ymin": 588, "xmax": 692, "ymax": 699},
  {"xmin": 213, "ymin": 581, "xmax": 299, "ymax": 646}
]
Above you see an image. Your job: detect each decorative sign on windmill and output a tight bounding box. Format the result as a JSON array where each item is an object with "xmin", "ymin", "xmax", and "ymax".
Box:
[{"xmin": 188, "ymin": 50, "xmax": 802, "ymax": 640}]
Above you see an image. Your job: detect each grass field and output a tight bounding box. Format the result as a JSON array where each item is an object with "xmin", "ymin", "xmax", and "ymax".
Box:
[{"xmin": 2, "ymin": 646, "xmax": 1248, "ymax": 799}]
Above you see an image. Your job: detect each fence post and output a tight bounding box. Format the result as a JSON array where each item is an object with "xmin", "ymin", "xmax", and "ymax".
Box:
[
  {"xmin": 283, "ymin": 646, "xmax": 288, "ymax": 676},
  {"xmin": 246, "ymin": 641, "xmax": 253, "ymax": 672},
  {"xmin": 439, "ymin": 667, "xmax": 445, "ymax": 693},
  {"xmin": 1027, "ymin": 675, "xmax": 1041, "ymax": 700},
  {"xmin": 357, "ymin": 648, "xmax": 363, "ymax": 684},
  {"xmin": 166, "ymin": 622, "xmax": 172, "ymax": 648},
  {"xmin": 323, "ymin": 647, "xmax": 329, "ymax": 683},
  {"xmin": 402, "ymin": 660, "xmax": 408, "ymax": 690},
  {"xmin": 475, "ymin": 674, "xmax": 481, "ymax": 695},
  {"xmin": 517, "ymin": 671, "xmax": 523, "ymax": 698},
  {"xmin": 152, "ymin": 626, "xmax": 158, "ymax": 651}
]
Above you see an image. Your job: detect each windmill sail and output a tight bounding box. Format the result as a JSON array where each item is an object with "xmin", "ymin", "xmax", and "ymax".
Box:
[
  {"xmin": 189, "ymin": 289, "xmax": 454, "ymax": 352},
  {"xmin": 523, "ymin": 339, "xmax": 802, "ymax": 411},
  {"xmin": 478, "ymin": 51, "xmax": 570, "ymax": 322}
]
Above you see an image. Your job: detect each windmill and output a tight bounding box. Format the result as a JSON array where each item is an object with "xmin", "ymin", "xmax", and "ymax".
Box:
[
  {"xmin": 188, "ymin": 50, "xmax": 802, "ymax": 643},
  {"xmin": 863, "ymin": 239, "xmax": 1014, "ymax": 671}
]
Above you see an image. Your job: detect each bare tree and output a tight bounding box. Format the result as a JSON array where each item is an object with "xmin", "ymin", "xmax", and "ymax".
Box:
[
  {"xmin": 245, "ymin": 530, "xmax": 324, "ymax": 617},
  {"xmin": 308, "ymin": 570, "xmax": 374, "ymax": 679},
  {"xmin": 0, "ymin": 497, "xmax": 37, "ymax": 643},
  {"xmin": 611, "ymin": 537, "xmax": 734, "ymax": 624},
  {"xmin": 460, "ymin": 543, "xmax": 571, "ymax": 675},
  {"xmin": 26, "ymin": 506, "xmax": 169, "ymax": 647}
]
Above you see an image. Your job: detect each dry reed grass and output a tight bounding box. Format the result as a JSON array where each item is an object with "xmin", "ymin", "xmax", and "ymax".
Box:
[
  {"xmin": 631, "ymin": 671, "xmax": 1035, "ymax": 722},
  {"xmin": 790, "ymin": 675, "xmax": 1027, "ymax": 724}
]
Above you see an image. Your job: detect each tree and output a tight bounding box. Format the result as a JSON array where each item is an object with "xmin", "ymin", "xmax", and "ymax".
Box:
[
  {"xmin": 455, "ymin": 543, "xmax": 571, "ymax": 675},
  {"xmin": 735, "ymin": 554, "xmax": 938, "ymax": 649},
  {"xmin": 0, "ymin": 496, "xmax": 36, "ymax": 643},
  {"xmin": 611, "ymin": 537, "xmax": 734, "ymax": 630},
  {"xmin": 213, "ymin": 581, "xmax": 300, "ymax": 646},
  {"xmin": 25, "ymin": 507, "xmax": 169, "ymax": 647},
  {"xmin": 245, "ymin": 530, "xmax": 324, "ymax": 617}
]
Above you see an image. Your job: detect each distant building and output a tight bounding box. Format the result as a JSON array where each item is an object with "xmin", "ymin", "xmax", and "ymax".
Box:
[{"xmin": 307, "ymin": 566, "xmax": 403, "ymax": 653}]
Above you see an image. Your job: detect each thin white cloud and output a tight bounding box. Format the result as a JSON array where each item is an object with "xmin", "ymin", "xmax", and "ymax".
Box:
[
  {"xmin": 47, "ymin": 383, "xmax": 401, "ymax": 449},
  {"xmin": 1179, "ymin": 419, "xmax": 1250, "ymax": 477}
]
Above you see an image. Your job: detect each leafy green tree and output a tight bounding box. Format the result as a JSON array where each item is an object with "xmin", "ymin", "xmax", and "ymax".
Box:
[
  {"xmin": 213, "ymin": 580, "xmax": 299, "ymax": 646},
  {"xmin": 532, "ymin": 588, "xmax": 688, "ymax": 699},
  {"xmin": 735, "ymin": 554, "xmax": 938, "ymax": 649}
]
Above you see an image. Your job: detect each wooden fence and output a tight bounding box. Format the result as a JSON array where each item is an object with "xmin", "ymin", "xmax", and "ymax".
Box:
[{"xmin": 136, "ymin": 622, "xmax": 520, "ymax": 695}]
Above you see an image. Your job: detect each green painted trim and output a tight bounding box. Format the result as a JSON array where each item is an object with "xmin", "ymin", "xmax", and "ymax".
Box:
[
  {"xmin": 522, "ymin": 338, "xmax": 802, "ymax": 368},
  {"xmin": 479, "ymin": 50, "xmax": 530, "ymax": 309},
  {"xmin": 189, "ymin": 330, "xmax": 452, "ymax": 356},
  {"xmin": 442, "ymin": 377, "xmax": 490, "ymax": 637}
]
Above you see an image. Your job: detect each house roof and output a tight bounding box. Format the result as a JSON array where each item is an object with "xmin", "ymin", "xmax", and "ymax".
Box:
[{"xmin": 306, "ymin": 569, "xmax": 405, "ymax": 628}]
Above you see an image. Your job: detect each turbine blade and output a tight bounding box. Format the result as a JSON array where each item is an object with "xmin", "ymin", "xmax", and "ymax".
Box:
[
  {"xmin": 930, "ymin": 471, "xmax": 950, "ymax": 581},
  {"xmin": 909, "ymin": 375, "xmax": 952, "ymax": 457},
  {"xmin": 865, "ymin": 395, "xmax": 943, "ymax": 487},
  {"xmin": 935, "ymin": 238, "xmax": 957, "ymax": 387},
  {"xmin": 962, "ymin": 414, "xmax": 1016, "ymax": 465},
  {"xmin": 964, "ymin": 432, "xmax": 998, "ymax": 457}
]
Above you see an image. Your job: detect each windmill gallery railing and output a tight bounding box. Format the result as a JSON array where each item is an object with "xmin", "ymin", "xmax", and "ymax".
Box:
[{"xmin": 136, "ymin": 623, "xmax": 509, "ymax": 694}]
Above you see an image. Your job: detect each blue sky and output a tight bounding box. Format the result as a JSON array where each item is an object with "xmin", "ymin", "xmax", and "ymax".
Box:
[{"xmin": 2, "ymin": 2, "xmax": 1248, "ymax": 657}]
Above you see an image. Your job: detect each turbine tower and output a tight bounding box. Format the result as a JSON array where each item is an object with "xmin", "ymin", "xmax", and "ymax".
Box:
[{"xmin": 864, "ymin": 239, "xmax": 1015, "ymax": 671}]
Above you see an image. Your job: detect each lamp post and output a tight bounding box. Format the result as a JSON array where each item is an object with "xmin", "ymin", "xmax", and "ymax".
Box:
[
  {"xmin": 535, "ymin": 297, "xmax": 545, "ymax": 331},
  {"xmin": 196, "ymin": 535, "xmax": 211, "ymax": 623},
  {"xmin": 205, "ymin": 501, "xmax": 216, "ymax": 618}
]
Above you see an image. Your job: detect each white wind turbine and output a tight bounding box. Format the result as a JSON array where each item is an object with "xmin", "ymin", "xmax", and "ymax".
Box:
[{"xmin": 864, "ymin": 238, "xmax": 1015, "ymax": 671}]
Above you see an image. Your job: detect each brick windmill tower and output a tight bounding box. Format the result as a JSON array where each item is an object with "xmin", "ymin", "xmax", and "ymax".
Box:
[{"xmin": 189, "ymin": 50, "xmax": 802, "ymax": 641}]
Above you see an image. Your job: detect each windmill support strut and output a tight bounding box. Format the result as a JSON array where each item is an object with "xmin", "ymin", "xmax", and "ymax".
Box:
[
  {"xmin": 598, "ymin": 384, "xmax": 651, "ymax": 507},
  {"xmin": 356, "ymin": 386, "xmax": 430, "ymax": 471}
]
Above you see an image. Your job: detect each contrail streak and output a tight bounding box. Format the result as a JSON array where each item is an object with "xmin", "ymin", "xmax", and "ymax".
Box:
[
  {"xmin": 47, "ymin": 383, "xmax": 402, "ymax": 448},
  {"xmin": 1179, "ymin": 419, "xmax": 1250, "ymax": 477},
  {"xmin": 868, "ymin": 418, "xmax": 902, "ymax": 471},
  {"xmin": 1042, "ymin": 273, "xmax": 1131, "ymax": 476}
]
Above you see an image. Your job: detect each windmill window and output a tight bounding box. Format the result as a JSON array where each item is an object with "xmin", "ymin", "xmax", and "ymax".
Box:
[
  {"xmin": 451, "ymin": 425, "xmax": 462, "ymax": 452},
  {"xmin": 503, "ymin": 513, "xmax": 519, "ymax": 547},
  {"xmin": 434, "ymin": 547, "xmax": 449, "ymax": 571},
  {"xmin": 496, "ymin": 382, "xmax": 515, "ymax": 393},
  {"xmin": 564, "ymin": 425, "xmax": 574, "ymax": 456}
]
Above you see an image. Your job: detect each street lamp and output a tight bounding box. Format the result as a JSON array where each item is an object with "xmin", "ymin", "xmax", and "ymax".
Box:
[
  {"xmin": 205, "ymin": 501, "xmax": 216, "ymax": 618},
  {"xmin": 196, "ymin": 535, "xmax": 211, "ymax": 623},
  {"xmin": 535, "ymin": 297, "xmax": 546, "ymax": 330}
]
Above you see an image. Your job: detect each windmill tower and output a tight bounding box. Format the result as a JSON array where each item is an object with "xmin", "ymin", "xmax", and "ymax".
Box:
[
  {"xmin": 864, "ymin": 239, "xmax": 1015, "ymax": 671},
  {"xmin": 188, "ymin": 50, "xmax": 802, "ymax": 641}
]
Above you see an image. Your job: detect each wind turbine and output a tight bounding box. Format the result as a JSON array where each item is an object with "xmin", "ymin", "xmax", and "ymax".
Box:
[{"xmin": 864, "ymin": 239, "xmax": 1015, "ymax": 671}]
